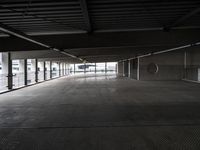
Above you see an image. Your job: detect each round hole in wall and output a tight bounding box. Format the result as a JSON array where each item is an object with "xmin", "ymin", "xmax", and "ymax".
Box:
[{"xmin": 147, "ymin": 63, "xmax": 159, "ymax": 74}]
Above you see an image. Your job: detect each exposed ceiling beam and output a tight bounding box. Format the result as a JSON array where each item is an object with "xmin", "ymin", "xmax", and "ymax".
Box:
[
  {"xmin": 164, "ymin": 7, "xmax": 200, "ymax": 31},
  {"xmin": 0, "ymin": 5, "xmax": 84, "ymax": 31},
  {"xmin": 0, "ymin": 28, "xmax": 199, "ymax": 52},
  {"xmin": 79, "ymin": 0, "xmax": 93, "ymax": 33},
  {"xmin": 0, "ymin": 23, "xmax": 83, "ymax": 62}
]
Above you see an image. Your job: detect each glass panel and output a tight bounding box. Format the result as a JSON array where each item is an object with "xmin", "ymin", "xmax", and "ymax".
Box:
[
  {"xmin": 0, "ymin": 53, "xmax": 8, "ymax": 92},
  {"xmin": 106, "ymin": 62, "xmax": 117, "ymax": 74},
  {"xmin": 45, "ymin": 61, "xmax": 51, "ymax": 80},
  {"xmin": 52, "ymin": 62, "xmax": 59, "ymax": 78},
  {"xmin": 85, "ymin": 63, "xmax": 95, "ymax": 74},
  {"xmin": 75, "ymin": 64, "xmax": 85, "ymax": 74},
  {"xmin": 27, "ymin": 59, "xmax": 36, "ymax": 85},
  {"xmin": 12, "ymin": 60, "xmax": 25, "ymax": 88},
  {"xmin": 38, "ymin": 61, "xmax": 44, "ymax": 82},
  {"xmin": 0, "ymin": 74, "xmax": 7, "ymax": 92},
  {"xmin": 96, "ymin": 63, "xmax": 106, "ymax": 74}
]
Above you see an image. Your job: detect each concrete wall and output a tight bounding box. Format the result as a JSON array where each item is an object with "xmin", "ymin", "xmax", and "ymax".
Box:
[
  {"xmin": 139, "ymin": 51, "xmax": 184, "ymax": 81},
  {"xmin": 117, "ymin": 62, "xmax": 123, "ymax": 76},
  {"xmin": 185, "ymin": 47, "xmax": 200, "ymax": 81},
  {"xmin": 123, "ymin": 61, "xmax": 129, "ymax": 77},
  {"xmin": 130, "ymin": 59, "xmax": 138, "ymax": 80},
  {"xmin": 118, "ymin": 46, "xmax": 200, "ymax": 81}
]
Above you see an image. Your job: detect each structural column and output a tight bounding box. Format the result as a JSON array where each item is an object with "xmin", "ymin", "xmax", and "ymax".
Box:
[
  {"xmin": 2, "ymin": 52, "xmax": 13, "ymax": 90},
  {"xmin": 24, "ymin": 59, "xmax": 28, "ymax": 86},
  {"xmin": 59, "ymin": 62, "xmax": 61, "ymax": 77},
  {"xmin": 62, "ymin": 63, "xmax": 65, "ymax": 76},
  {"xmin": 95, "ymin": 63, "xmax": 97, "ymax": 74},
  {"xmin": 105, "ymin": 62, "xmax": 107, "ymax": 74},
  {"xmin": 128, "ymin": 60, "xmax": 131, "ymax": 78},
  {"xmin": 44, "ymin": 61, "xmax": 46, "ymax": 80},
  {"xmin": 35, "ymin": 59, "xmax": 38, "ymax": 82},
  {"xmin": 64, "ymin": 63, "xmax": 66, "ymax": 75},
  {"xmin": 74, "ymin": 64, "xmax": 75, "ymax": 74},
  {"xmin": 124, "ymin": 60, "xmax": 129, "ymax": 77},
  {"xmin": 184, "ymin": 51, "xmax": 187, "ymax": 79},
  {"xmin": 50, "ymin": 61, "xmax": 52, "ymax": 79},
  {"xmin": 137, "ymin": 58, "xmax": 140, "ymax": 80},
  {"xmin": 84, "ymin": 63, "xmax": 86, "ymax": 74}
]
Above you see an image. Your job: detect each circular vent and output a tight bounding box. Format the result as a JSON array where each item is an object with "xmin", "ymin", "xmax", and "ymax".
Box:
[{"xmin": 147, "ymin": 63, "xmax": 159, "ymax": 74}]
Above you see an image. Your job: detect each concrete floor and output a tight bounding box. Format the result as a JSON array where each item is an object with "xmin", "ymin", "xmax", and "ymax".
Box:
[{"xmin": 0, "ymin": 74, "xmax": 200, "ymax": 149}]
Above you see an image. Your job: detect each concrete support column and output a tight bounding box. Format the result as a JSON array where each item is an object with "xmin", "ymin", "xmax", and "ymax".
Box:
[
  {"xmin": 128, "ymin": 60, "xmax": 131, "ymax": 78},
  {"xmin": 50, "ymin": 61, "xmax": 52, "ymax": 79},
  {"xmin": 84, "ymin": 63, "xmax": 86, "ymax": 74},
  {"xmin": 137, "ymin": 58, "xmax": 140, "ymax": 80},
  {"xmin": 64, "ymin": 63, "xmax": 66, "ymax": 75},
  {"xmin": 59, "ymin": 62, "xmax": 61, "ymax": 77},
  {"xmin": 74, "ymin": 64, "xmax": 75, "ymax": 74},
  {"xmin": 122, "ymin": 61, "xmax": 125, "ymax": 77},
  {"xmin": 62, "ymin": 63, "xmax": 65, "ymax": 76},
  {"xmin": 24, "ymin": 59, "xmax": 27, "ymax": 86},
  {"xmin": 44, "ymin": 61, "xmax": 46, "ymax": 80},
  {"xmin": 5, "ymin": 53, "xmax": 13, "ymax": 90},
  {"xmin": 67, "ymin": 64, "xmax": 70, "ymax": 75},
  {"xmin": 117, "ymin": 62, "xmax": 123, "ymax": 76},
  {"xmin": 184, "ymin": 51, "xmax": 187, "ymax": 79},
  {"xmin": 105, "ymin": 62, "xmax": 107, "ymax": 74},
  {"xmin": 95, "ymin": 63, "xmax": 97, "ymax": 74},
  {"xmin": 35, "ymin": 59, "xmax": 38, "ymax": 83},
  {"xmin": 123, "ymin": 60, "xmax": 128, "ymax": 77}
]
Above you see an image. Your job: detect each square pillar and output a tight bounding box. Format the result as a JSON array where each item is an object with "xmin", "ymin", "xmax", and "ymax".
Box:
[
  {"xmin": 105, "ymin": 62, "xmax": 107, "ymax": 74},
  {"xmin": 84, "ymin": 63, "xmax": 86, "ymax": 74},
  {"xmin": 74, "ymin": 64, "xmax": 76, "ymax": 74},
  {"xmin": 95, "ymin": 63, "xmax": 97, "ymax": 74},
  {"xmin": 35, "ymin": 59, "xmax": 38, "ymax": 82},
  {"xmin": 137, "ymin": 58, "xmax": 140, "ymax": 80},
  {"xmin": 50, "ymin": 61, "xmax": 52, "ymax": 79},
  {"xmin": 59, "ymin": 62, "xmax": 61, "ymax": 77},
  {"xmin": 24, "ymin": 59, "xmax": 28, "ymax": 86},
  {"xmin": 62, "ymin": 63, "xmax": 65, "ymax": 76},
  {"xmin": 128, "ymin": 60, "xmax": 131, "ymax": 78},
  {"xmin": 44, "ymin": 61, "xmax": 46, "ymax": 80},
  {"xmin": 6, "ymin": 53, "xmax": 13, "ymax": 90}
]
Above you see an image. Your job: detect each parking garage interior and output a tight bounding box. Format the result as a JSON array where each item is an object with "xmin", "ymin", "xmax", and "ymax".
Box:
[{"xmin": 0, "ymin": 0, "xmax": 200, "ymax": 149}]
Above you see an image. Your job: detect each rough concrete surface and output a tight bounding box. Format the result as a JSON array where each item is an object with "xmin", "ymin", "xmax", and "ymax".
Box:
[{"xmin": 0, "ymin": 74, "xmax": 200, "ymax": 149}]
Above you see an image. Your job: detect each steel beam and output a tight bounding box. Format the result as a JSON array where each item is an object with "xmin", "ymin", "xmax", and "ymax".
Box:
[
  {"xmin": 165, "ymin": 7, "xmax": 200, "ymax": 30},
  {"xmin": 79, "ymin": 0, "xmax": 92, "ymax": 33},
  {"xmin": 0, "ymin": 23, "xmax": 83, "ymax": 61}
]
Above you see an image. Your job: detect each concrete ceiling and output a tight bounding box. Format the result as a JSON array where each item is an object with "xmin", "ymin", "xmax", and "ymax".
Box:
[{"xmin": 0, "ymin": 0, "xmax": 200, "ymax": 62}]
